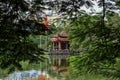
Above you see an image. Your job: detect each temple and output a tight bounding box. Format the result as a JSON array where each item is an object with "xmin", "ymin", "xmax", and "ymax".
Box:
[
  {"xmin": 50, "ymin": 31, "xmax": 74, "ymax": 57},
  {"xmin": 50, "ymin": 31, "xmax": 69, "ymax": 50}
]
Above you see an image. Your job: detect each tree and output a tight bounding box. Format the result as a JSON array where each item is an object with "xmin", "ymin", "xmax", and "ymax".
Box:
[
  {"xmin": 0, "ymin": 0, "xmax": 47, "ymax": 72},
  {"xmin": 67, "ymin": 12, "xmax": 120, "ymax": 77}
]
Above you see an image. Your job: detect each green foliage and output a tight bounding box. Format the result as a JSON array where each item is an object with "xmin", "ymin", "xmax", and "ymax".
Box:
[
  {"xmin": 0, "ymin": 68, "xmax": 8, "ymax": 78},
  {"xmin": 20, "ymin": 60, "xmax": 49, "ymax": 71},
  {"xmin": 67, "ymin": 15, "xmax": 100, "ymax": 50},
  {"xmin": 0, "ymin": 0, "xmax": 47, "ymax": 73},
  {"xmin": 65, "ymin": 72, "xmax": 120, "ymax": 80},
  {"xmin": 0, "ymin": 37, "xmax": 45, "ymax": 73},
  {"xmin": 66, "ymin": 13, "xmax": 120, "ymax": 78}
]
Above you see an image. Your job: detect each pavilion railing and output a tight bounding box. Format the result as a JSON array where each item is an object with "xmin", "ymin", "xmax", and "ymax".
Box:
[{"xmin": 49, "ymin": 49, "xmax": 80, "ymax": 55}]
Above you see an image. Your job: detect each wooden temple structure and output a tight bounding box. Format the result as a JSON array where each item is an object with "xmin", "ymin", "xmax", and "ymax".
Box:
[
  {"xmin": 50, "ymin": 31, "xmax": 69, "ymax": 50},
  {"xmin": 50, "ymin": 31, "xmax": 74, "ymax": 59}
]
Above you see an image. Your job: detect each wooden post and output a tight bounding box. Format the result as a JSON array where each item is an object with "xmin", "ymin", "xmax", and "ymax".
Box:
[{"xmin": 52, "ymin": 42, "xmax": 54, "ymax": 50}]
